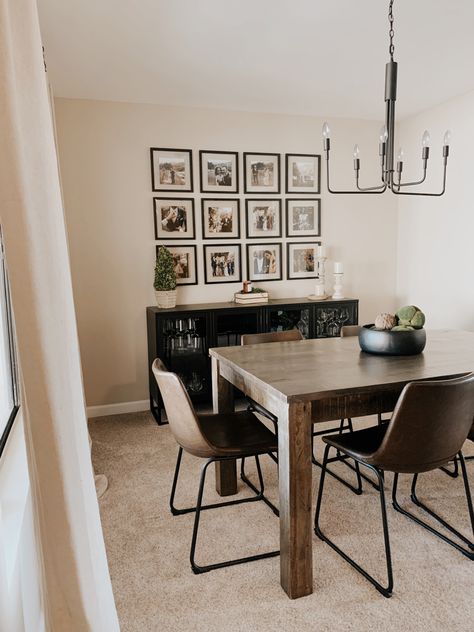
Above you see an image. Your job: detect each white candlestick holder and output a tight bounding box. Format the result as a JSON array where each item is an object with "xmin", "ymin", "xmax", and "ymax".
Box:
[
  {"xmin": 316, "ymin": 256, "xmax": 327, "ymax": 295},
  {"xmin": 332, "ymin": 272, "xmax": 344, "ymax": 299}
]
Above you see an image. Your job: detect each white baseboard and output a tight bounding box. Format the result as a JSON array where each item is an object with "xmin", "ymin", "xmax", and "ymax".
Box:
[{"xmin": 87, "ymin": 399, "xmax": 149, "ymax": 419}]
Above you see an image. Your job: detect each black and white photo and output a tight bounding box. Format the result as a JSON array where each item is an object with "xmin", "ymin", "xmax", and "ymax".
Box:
[
  {"xmin": 285, "ymin": 154, "xmax": 321, "ymax": 194},
  {"xmin": 201, "ymin": 199, "xmax": 240, "ymax": 239},
  {"xmin": 150, "ymin": 148, "xmax": 193, "ymax": 192},
  {"xmin": 154, "ymin": 198, "xmax": 195, "ymax": 239},
  {"xmin": 286, "ymin": 199, "xmax": 321, "ymax": 237},
  {"xmin": 287, "ymin": 242, "xmax": 321, "ymax": 279},
  {"xmin": 244, "ymin": 152, "xmax": 280, "ymax": 193},
  {"xmin": 158, "ymin": 245, "xmax": 198, "ymax": 285},
  {"xmin": 245, "ymin": 199, "xmax": 281, "ymax": 238},
  {"xmin": 246, "ymin": 243, "xmax": 282, "ymax": 282},
  {"xmin": 199, "ymin": 151, "xmax": 239, "ymax": 193},
  {"xmin": 203, "ymin": 244, "xmax": 242, "ymax": 284}
]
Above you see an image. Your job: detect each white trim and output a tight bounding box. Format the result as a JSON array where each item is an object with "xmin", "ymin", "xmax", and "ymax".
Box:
[{"xmin": 87, "ymin": 400, "xmax": 149, "ymax": 419}]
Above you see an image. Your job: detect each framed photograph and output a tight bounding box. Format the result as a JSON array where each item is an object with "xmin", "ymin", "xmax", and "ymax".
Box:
[
  {"xmin": 285, "ymin": 199, "xmax": 321, "ymax": 238},
  {"xmin": 287, "ymin": 241, "xmax": 321, "ymax": 279},
  {"xmin": 201, "ymin": 199, "xmax": 240, "ymax": 239},
  {"xmin": 157, "ymin": 245, "xmax": 198, "ymax": 286},
  {"xmin": 154, "ymin": 198, "xmax": 195, "ymax": 240},
  {"xmin": 199, "ymin": 150, "xmax": 239, "ymax": 193},
  {"xmin": 245, "ymin": 199, "xmax": 282, "ymax": 238},
  {"xmin": 285, "ymin": 154, "xmax": 321, "ymax": 194},
  {"xmin": 244, "ymin": 152, "xmax": 280, "ymax": 194},
  {"xmin": 150, "ymin": 147, "xmax": 193, "ymax": 192},
  {"xmin": 246, "ymin": 243, "xmax": 282, "ymax": 282},
  {"xmin": 203, "ymin": 244, "xmax": 242, "ymax": 284}
]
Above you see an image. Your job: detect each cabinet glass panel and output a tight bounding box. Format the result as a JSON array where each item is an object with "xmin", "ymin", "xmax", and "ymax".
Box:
[
  {"xmin": 268, "ymin": 308, "xmax": 310, "ymax": 339},
  {"xmin": 215, "ymin": 311, "xmax": 259, "ymax": 347},
  {"xmin": 159, "ymin": 315, "xmax": 209, "ymax": 399},
  {"xmin": 315, "ymin": 306, "xmax": 352, "ymax": 338}
]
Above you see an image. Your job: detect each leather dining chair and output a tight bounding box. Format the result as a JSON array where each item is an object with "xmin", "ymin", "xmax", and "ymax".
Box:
[
  {"xmin": 241, "ymin": 328, "xmax": 363, "ymax": 495},
  {"xmin": 152, "ymin": 358, "xmax": 279, "ymax": 574},
  {"xmin": 314, "ymin": 373, "xmax": 474, "ymax": 597},
  {"xmin": 440, "ymin": 421, "xmax": 474, "ymax": 477}
]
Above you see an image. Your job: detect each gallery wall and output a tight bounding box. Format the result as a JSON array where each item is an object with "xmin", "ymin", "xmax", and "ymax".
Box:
[
  {"xmin": 396, "ymin": 89, "xmax": 474, "ymax": 331},
  {"xmin": 54, "ymin": 98, "xmax": 398, "ymax": 410}
]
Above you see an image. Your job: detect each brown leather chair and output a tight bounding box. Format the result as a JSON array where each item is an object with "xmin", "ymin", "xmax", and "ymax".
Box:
[
  {"xmin": 152, "ymin": 358, "xmax": 279, "ymax": 574},
  {"xmin": 441, "ymin": 421, "xmax": 474, "ymax": 477},
  {"xmin": 315, "ymin": 374, "xmax": 474, "ymax": 597}
]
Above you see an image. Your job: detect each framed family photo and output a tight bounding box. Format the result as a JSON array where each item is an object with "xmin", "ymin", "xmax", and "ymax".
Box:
[
  {"xmin": 201, "ymin": 199, "xmax": 240, "ymax": 239},
  {"xmin": 287, "ymin": 242, "xmax": 321, "ymax": 279},
  {"xmin": 285, "ymin": 199, "xmax": 321, "ymax": 238},
  {"xmin": 158, "ymin": 245, "xmax": 198, "ymax": 286},
  {"xmin": 244, "ymin": 152, "xmax": 280, "ymax": 194},
  {"xmin": 285, "ymin": 154, "xmax": 321, "ymax": 194},
  {"xmin": 246, "ymin": 243, "xmax": 282, "ymax": 282},
  {"xmin": 150, "ymin": 147, "xmax": 193, "ymax": 192},
  {"xmin": 154, "ymin": 198, "xmax": 195, "ymax": 240},
  {"xmin": 203, "ymin": 244, "xmax": 242, "ymax": 284},
  {"xmin": 245, "ymin": 199, "xmax": 282, "ymax": 238},
  {"xmin": 199, "ymin": 150, "xmax": 239, "ymax": 193}
]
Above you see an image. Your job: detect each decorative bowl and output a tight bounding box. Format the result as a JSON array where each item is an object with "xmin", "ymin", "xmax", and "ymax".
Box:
[{"xmin": 358, "ymin": 324, "xmax": 426, "ymax": 356}]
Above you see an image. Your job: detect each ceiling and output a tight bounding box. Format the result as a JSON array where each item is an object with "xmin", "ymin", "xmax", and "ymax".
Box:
[{"xmin": 37, "ymin": 0, "xmax": 474, "ymax": 120}]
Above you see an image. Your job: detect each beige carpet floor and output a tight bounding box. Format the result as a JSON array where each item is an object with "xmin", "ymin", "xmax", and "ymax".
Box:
[{"xmin": 90, "ymin": 411, "xmax": 474, "ymax": 632}]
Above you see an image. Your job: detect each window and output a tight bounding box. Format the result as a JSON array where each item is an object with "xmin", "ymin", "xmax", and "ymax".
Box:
[{"xmin": 0, "ymin": 228, "xmax": 18, "ymax": 458}]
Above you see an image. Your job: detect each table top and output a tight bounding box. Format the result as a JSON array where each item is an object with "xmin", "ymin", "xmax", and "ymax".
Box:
[{"xmin": 209, "ymin": 330, "xmax": 474, "ymax": 403}]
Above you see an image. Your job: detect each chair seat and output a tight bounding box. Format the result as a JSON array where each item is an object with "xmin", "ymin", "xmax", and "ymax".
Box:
[
  {"xmin": 323, "ymin": 423, "xmax": 388, "ymax": 462},
  {"xmin": 198, "ymin": 410, "xmax": 278, "ymax": 457}
]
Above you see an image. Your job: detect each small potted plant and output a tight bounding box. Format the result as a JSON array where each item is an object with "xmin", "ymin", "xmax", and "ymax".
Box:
[{"xmin": 154, "ymin": 246, "xmax": 177, "ymax": 309}]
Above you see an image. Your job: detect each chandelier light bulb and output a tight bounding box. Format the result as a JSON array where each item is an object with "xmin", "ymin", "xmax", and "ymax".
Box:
[
  {"xmin": 353, "ymin": 144, "xmax": 360, "ymax": 159},
  {"xmin": 422, "ymin": 130, "xmax": 431, "ymax": 147},
  {"xmin": 443, "ymin": 130, "xmax": 452, "ymax": 146},
  {"xmin": 379, "ymin": 125, "xmax": 388, "ymax": 143},
  {"xmin": 322, "ymin": 122, "xmax": 331, "ymax": 139},
  {"xmin": 397, "ymin": 147, "xmax": 404, "ymax": 162}
]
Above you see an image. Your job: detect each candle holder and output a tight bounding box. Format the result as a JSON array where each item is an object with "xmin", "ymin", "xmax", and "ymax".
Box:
[
  {"xmin": 332, "ymin": 272, "xmax": 344, "ymax": 299},
  {"xmin": 316, "ymin": 255, "xmax": 327, "ymax": 296}
]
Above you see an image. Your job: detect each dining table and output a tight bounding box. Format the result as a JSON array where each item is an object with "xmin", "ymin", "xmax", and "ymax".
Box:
[{"xmin": 209, "ymin": 329, "xmax": 474, "ymax": 599}]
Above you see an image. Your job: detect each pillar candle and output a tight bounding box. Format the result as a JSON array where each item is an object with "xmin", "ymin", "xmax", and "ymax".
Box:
[{"xmin": 334, "ymin": 262, "xmax": 343, "ymax": 274}]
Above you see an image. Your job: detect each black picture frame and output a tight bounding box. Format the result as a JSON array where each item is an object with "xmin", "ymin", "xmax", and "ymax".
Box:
[
  {"xmin": 285, "ymin": 199, "xmax": 321, "ymax": 238},
  {"xmin": 286, "ymin": 241, "xmax": 321, "ymax": 280},
  {"xmin": 201, "ymin": 198, "xmax": 240, "ymax": 240},
  {"xmin": 154, "ymin": 197, "xmax": 196, "ymax": 240},
  {"xmin": 150, "ymin": 147, "xmax": 193, "ymax": 193},
  {"xmin": 246, "ymin": 242, "xmax": 283, "ymax": 282},
  {"xmin": 245, "ymin": 199, "xmax": 282, "ymax": 239},
  {"xmin": 199, "ymin": 150, "xmax": 239, "ymax": 194},
  {"xmin": 203, "ymin": 243, "xmax": 242, "ymax": 284},
  {"xmin": 285, "ymin": 153, "xmax": 321, "ymax": 194},
  {"xmin": 243, "ymin": 152, "xmax": 281, "ymax": 194},
  {"xmin": 157, "ymin": 244, "xmax": 198, "ymax": 286}
]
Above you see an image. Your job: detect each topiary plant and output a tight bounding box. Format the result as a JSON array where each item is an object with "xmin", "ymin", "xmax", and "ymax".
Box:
[{"xmin": 154, "ymin": 246, "xmax": 177, "ymax": 291}]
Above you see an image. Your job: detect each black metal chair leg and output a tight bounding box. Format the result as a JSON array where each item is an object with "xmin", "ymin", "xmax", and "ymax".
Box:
[
  {"xmin": 240, "ymin": 455, "xmax": 279, "ymax": 516},
  {"xmin": 170, "ymin": 446, "xmax": 184, "ymax": 515},
  {"xmin": 190, "ymin": 458, "xmax": 279, "ymax": 574},
  {"xmin": 315, "ymin": 445, "xmax": 394, "ymax": 598},
  {"xmin": 440, "ymin": 456, "xmax": 459, "ymax": 478},
  {"xmin": 392, "ymin": 461, "xmax": 474, "ymax": 560}
]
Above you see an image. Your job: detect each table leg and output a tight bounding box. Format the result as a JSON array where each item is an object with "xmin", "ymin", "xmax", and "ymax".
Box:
[
  {"xmin": 211, "ymin": 357, "xmax": 236, "ymax": 496},
  {"xmin": 278, "ymin": 400, "xmax": 313, "ymax": 598}
]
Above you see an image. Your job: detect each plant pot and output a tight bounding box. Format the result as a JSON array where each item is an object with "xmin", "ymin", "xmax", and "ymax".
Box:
[
  {"xmin": 155, "ymin": 289, "xmax": 177, "ymax": 309},
  {"xmin": 358, "ymin": 324, "xmax": 426, "ymax": 356}
]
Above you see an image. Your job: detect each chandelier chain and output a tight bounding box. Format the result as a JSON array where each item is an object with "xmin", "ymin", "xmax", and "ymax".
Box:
[{"xmin": 388, "ymin": 0, "xmax": 395, "ymax": 60}]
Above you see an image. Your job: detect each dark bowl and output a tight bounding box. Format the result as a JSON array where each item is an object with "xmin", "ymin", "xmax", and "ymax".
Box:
[{"xmin": 358, "ymin": 324, "xmax": 426, "ymax": 356}]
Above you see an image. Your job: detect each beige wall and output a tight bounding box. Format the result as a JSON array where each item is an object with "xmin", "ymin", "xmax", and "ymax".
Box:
[
  {"xmin": 54, "ymin": 98, "xmax": 398, "ymax": 408},
  {"xmin": 397, "ymin": 89, "xmax": 474, "ymax": 331}
]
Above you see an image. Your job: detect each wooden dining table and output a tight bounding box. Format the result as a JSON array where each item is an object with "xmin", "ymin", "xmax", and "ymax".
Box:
[{"xmin": 209, "ymin": 329, "xmax": 474, "ymax": 599}]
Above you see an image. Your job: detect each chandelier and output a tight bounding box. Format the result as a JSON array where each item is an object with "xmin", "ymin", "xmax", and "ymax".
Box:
[{"xmin": 322, "ymin": 0, "xmax": 450, "ymax": 196}]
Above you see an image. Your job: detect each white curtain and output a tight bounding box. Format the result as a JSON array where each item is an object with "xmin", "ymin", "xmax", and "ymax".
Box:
[{"xmin": 0, "ymin": 1, "xmax": 120, "ymax": 630}]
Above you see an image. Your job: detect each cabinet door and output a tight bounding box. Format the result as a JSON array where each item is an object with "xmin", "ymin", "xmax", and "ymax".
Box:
[
  {"xmin": 265, "ymin": 305, "xmax": 311, "ymax": 339},
  {"xmin": 213, "ymin": 309, "xmax": 260, "ymax": 347},
  {"xmin": 314, "ymin": 302, "xmax": 358, "ymax": 338}
]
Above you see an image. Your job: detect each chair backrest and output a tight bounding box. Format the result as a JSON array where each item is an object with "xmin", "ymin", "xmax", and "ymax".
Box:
[
  {"xmin": 241, "ymin": 329, "xmax": 304, "ymax": 346},
  {"xmin": 372, "ymin": 373, "xmax": 474, "ymax": 473},
  {"xmin": 341, "ymin": 325, "xmax": 361, "ymax": 338},
  {"xmin": 151, "ymin": 359, "xmax": 213, "ymax": 457}
]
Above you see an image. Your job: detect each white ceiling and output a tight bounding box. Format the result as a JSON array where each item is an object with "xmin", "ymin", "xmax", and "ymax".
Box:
[{"xmin": 37, "ymin": 0, "xmax": 474, "ymax": 120}]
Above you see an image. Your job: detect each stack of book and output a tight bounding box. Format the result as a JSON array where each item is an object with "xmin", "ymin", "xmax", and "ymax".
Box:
[{"xmin": 234, "ymin": 291, "xmax": 269, "ymax": 305}]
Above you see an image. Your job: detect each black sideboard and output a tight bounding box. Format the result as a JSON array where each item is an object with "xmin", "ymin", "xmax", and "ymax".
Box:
[{"xmin": 146, "ymin": 297, "xmax": 359, "ymax": 424}]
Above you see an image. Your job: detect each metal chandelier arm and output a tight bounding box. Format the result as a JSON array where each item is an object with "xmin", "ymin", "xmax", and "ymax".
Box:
[
  {"xmin": 394, "ymin": 168, "xmax": 427, "ymax": 189},
  {"xmin": 390, "ymin": 163, "xmax": 447, "ymax": 197},
  {"xmin": 325, "ymin": 151, "xmax": 387, "ymax": 195}
]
